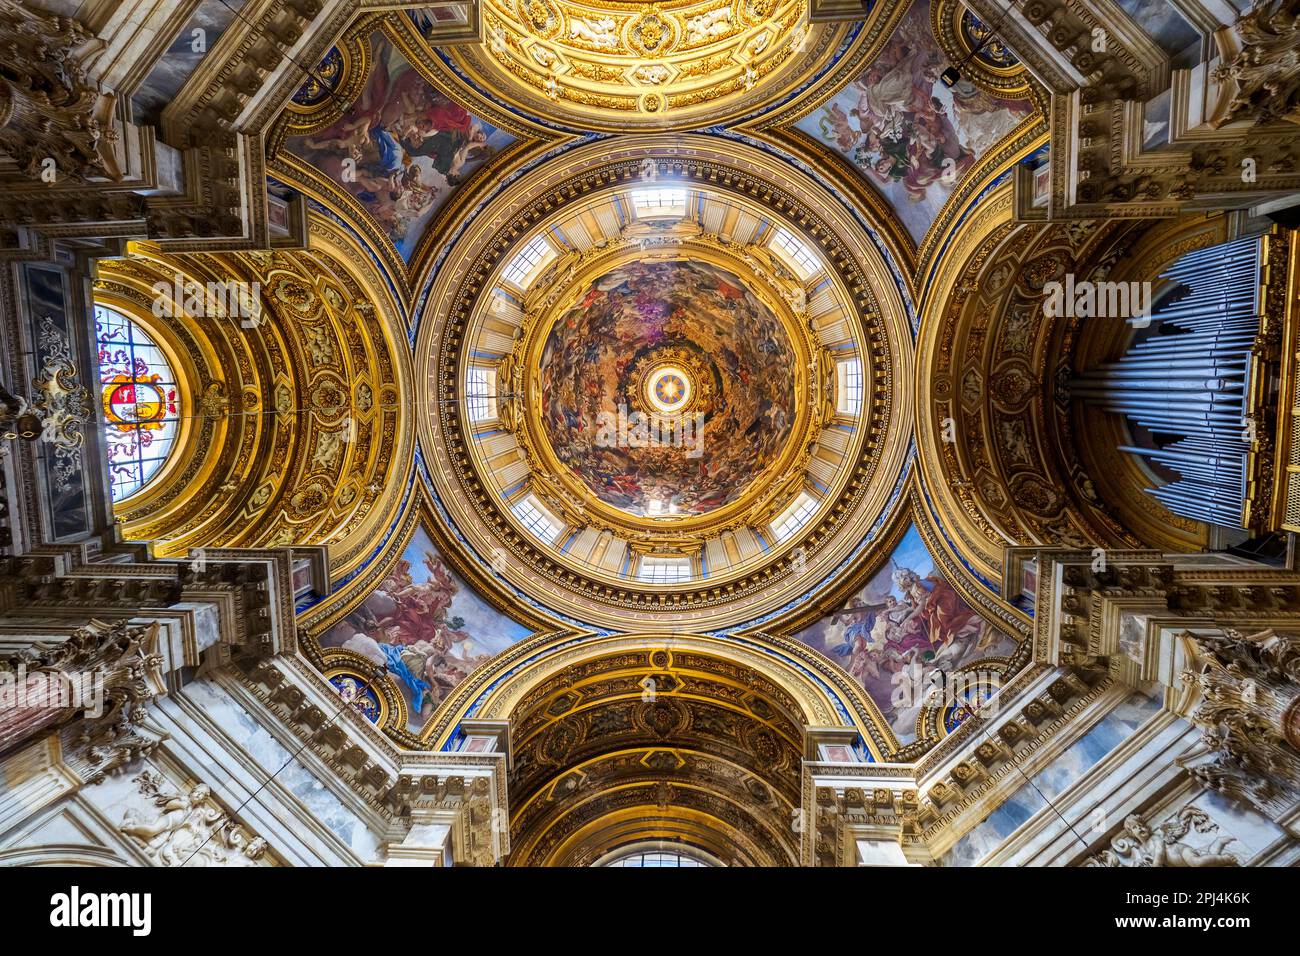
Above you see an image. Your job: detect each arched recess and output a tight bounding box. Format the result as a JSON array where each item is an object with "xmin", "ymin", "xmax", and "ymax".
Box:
[
  {"xmin": 484, "ymin": 636, "xmax": 842, "ymax": 867},
  {"xmin": 0, "ymin": 846, "xmax": 130, "ymax": 866},
  {"xmin": 914, "ymin": 182, "xmax": 1193, "ymax": 607},
  {"xmin": 92, "ymin": 215, "xmax": 414, "ymax": 581},
  {"xmin": 434, "ymin": 630, "xmax": 893, "ymax": 756}
]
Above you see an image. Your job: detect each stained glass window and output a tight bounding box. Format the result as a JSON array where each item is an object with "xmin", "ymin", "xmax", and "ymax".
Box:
[{"xmin": 95, "ymin": 306, "xmax": 182, "ymax": 502}]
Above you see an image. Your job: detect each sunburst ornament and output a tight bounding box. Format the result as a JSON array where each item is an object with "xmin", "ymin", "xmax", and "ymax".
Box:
[{"xmin": 645, "ymin": 364, "xmax": 692, "ymax": 414}]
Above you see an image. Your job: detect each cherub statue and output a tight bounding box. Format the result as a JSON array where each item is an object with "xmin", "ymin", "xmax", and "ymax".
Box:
[{"xmin": 1089, "ymin": 807, "xmax": 1241, "ymax": 867}]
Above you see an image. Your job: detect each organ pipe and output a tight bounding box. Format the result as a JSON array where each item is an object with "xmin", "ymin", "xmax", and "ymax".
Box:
[{"xmin": 1071, "ymin": 236, "xmax": 1264, "ymax": 529}]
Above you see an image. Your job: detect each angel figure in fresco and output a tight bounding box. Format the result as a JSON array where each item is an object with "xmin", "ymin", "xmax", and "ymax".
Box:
[
  {"xmin": 810, "ymin": 3, "xmax": 1028, "ymax": 210},
  {"xmin": 891, "ymin": 564, "xmax": 984, "ymax": 654},
  {"xmin": 829, "ymin": 596, "xmax": 912, "ymax": 682},
  {"xmin": 294, "ymin": 36, "xmax": 501, "ymax": 252},
  {"xmin": 373, "ymin": 554, "xmax": 456, "ymax": 643},
  {"xmin": 402, "ymin": 113, "xmax": 493, "ymax": 185},
  {"xmin": 304, "ymin": 115, "xmax": 372, "ymax": 160},
  {"xmin": 342, "ymin": 551, "xmax": 485, "ymax": 716},
  {"xmin": 823, "ymin": 103, "xmax": 859, "ymax": 151}
]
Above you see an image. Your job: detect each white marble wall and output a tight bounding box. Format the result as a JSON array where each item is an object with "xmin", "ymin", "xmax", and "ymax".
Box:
[{"xmin": 0, "ymin": 673, "xmax": 388, "ymax": 867}]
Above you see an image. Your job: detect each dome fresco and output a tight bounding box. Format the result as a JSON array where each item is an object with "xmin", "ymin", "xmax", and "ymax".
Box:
[
  {"xmin": 538, "ymin": 259, "xmax": 797, "ymax": 518},
  {"xmin": 421, "ymin": 139, "xmax": 907, "ymax": 626}
]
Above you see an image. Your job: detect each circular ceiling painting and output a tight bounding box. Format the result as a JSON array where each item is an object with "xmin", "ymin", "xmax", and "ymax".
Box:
[
  {"xmin": 430, "ymin": 0, "xmax": 864, "ymax": 131},
  {"xmin": 538, "ymin": 259, "xmax": 796, "ymax": 518},
  {"xmin": 644, "ymin": 364, "xmax": 692, "ymax": 414}
]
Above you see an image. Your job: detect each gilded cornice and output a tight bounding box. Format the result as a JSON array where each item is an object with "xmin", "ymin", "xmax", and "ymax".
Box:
[
  {"xmin": 95, "ymin": 219, "xmax": 413, "ymax": 582},
  {"xmin": 455, "ymin": 631, "xmax": 896, "ymax": 756}
]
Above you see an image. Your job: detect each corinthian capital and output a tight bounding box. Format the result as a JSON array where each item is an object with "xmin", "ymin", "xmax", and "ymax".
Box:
[
  {"xmin": 1, "ymin": 619, "xmax": 166, "ymax": 772},
  {"xmin": 1214, "ymin": 0, "xmax": 1300, "ymax": 127},
  {"xmin": 1177, "ymin": 629, "xmax": 1300, "ymax": 817}
]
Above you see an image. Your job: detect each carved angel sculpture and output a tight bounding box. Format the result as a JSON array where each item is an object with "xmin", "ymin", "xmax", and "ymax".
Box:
[{"xmin": 1088, "ymin": 807, "xmax": 1241, "ymax": 867}]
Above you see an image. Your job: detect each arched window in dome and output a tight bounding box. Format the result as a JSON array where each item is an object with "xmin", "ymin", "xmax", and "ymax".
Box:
[
  {"xmin": 594, "ymin": 843, "xmax": 721, "ymax": 867},
  {"xmin": 94, "ymin": 305, "xmax": 183, "ymax": 502}
]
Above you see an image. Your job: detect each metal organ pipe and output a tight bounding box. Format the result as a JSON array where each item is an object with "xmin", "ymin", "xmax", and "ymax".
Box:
[{"xmin": 1070, "ymin": 236, "xmax": 1264, "ymax": 529}]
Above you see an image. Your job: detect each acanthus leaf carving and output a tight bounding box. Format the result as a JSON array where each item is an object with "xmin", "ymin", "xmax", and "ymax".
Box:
[
  {"xmin": 1213, "ymin": 0, "xmax": 1300, "ymax": 127},
  {"xmin": 0, "ymin": 0, "xmax": 120, "ymax": 182},
  {"xmin": 1176, "ymin": 628, "xmax": 1300, "ymax": 816}
]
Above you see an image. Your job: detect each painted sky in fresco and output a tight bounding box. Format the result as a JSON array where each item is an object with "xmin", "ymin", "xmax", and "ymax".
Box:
[
  {"xmin": 287, "ymin": 33, "xmax": 514, "ymax": 262},
  {"xmin": 791, "ymin": 523, "xmax": 1017, "ymax": 744},
  {"xmin": 796, "ymin": 0, "xmax": 1033, "ymax": 245}
]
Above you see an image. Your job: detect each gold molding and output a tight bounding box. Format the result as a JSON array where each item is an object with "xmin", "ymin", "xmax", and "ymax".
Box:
[
  {"xmin": 446, "ymin": 629, "xmax": 898, "ymax": 756},
  {"xmin": 414, "ymin": 134, "xmax": 916, "ymax": 631},
  {"xmin": 434, "ymin": 0, "xmax": 866, "ymax": 132},
  {"xmin": 931, "ymin": 0, "xmax": 1033, "ymax": 99}
]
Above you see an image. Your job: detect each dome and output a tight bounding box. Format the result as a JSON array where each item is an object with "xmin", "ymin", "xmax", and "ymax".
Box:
[
  {"xmin": 417, "ymin": 135, "xmax": 915, "ymax": 631},
  {"xmin": 433, "ymin": 0, "xmax": 875, "ymax": 132},
  {"xmin": 538, "ymin": 258, "xmax": 797, "ymax": 518}
]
